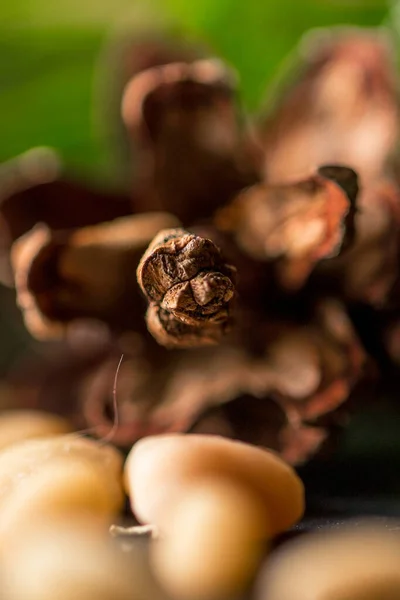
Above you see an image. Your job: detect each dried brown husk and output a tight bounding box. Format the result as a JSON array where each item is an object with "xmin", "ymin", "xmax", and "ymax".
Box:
[
  {"xmin": 258, "ymin": 301, "xmax": 366, "ymax": 422},
  {"xmin": 318, "ymin": 180, "xmax": 400, "ymax": 306},
  {"xmin": 144, "ymin": 304, "xmax": 233, "ymax": 349},
  {"xmin": 10, "ymin": 213, "xmax": 179, "ymax": 339},
  {"xmin": 122, "ymin": 59, "xmax": 261, "ymax": 223},
  {"xmin": 0, "ymin": 149, "xmax": 132, "ymax": 285},
  {"xmin": 95, "ymin": 29, "xmax": 203, "ymax": 184},
  {"xmin": 3, "ymin": 28, "xmax": 392, "ymax": 468},
  {"xmin": 216, "ymin": 167, "xmax": 357, "ymax": 290},
  {"xmin": 137, "ymin": 228, "xmax": 236, "ymax": 347},
  {"xmin": 81, "ymin": 342, "xmax": 268, "ymax": 447},
  {"xmin": 243, "ymin": 300, "xmax": 367, "ymax": 463},
  {"xmin": 77, "ymin": 300, "xmax": 365, "ymax": 464},
  {"xmin": 259, "ymin": 28, "xmax": 399, "ymax": 183},
  {"xmin": 257, "ymin": 29, "xmax": 400, "ymax": 306},
  {"xmin": 5, "ymin": 338, "xmax": 110, "ymax": 422},
  {"xmin": 81, "ymin": 342, "xmax": 168, "ymax": 444}
]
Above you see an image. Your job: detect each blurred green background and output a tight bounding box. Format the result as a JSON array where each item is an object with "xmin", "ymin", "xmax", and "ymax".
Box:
[{"xmin": 0, "ymin": 0, "xmax": 395, "ymax": 182}]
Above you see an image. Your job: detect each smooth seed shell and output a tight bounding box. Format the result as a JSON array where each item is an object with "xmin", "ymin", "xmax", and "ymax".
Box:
[
  {"xmin": 152, "ymin": 478, "xmax": 269, "ymax": 600},
  {"xmin": 125, "ymin": 434, "xmax": 304, "ymax": 536},
  {"xmin": 0, "ymin": 436, "xmax": 124, "ymax": 545},
  {"xmin": 2, "ymin": 517, "xmax": 158, "ymax": 600},
  {"xmin": 0, "ymin": 410, "xmax": 72, "ymax": 451},
  {"xmin": 257, "ymin": 524, "xmax": 400, "ymax": 600}
]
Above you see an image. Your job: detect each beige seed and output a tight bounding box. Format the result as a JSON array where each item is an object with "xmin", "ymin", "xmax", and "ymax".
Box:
[
  {"xmin": 0, "ymin": 436, "xmax": 124, "ymax": 546},
  {"xmin": 2, "ymin": 516, "xmax": 161, "ymax": 600},
  {"xmin": 153, "ymin": 477, "xmax": 269, "ymax": 600},
  {"xmin": 125, "ymin": 434, "xmax": 304, "ymax": 600},
  {"xmin": 257, "ymin": 524, "xmax": 400, "ymax": 600},
  {"xmin": 0, "ymin": 410, "xmax": 72, "ymax": 451},
  {"xmin": 125, "ymin": 433, "xmax": 304, "ymax": 536}
]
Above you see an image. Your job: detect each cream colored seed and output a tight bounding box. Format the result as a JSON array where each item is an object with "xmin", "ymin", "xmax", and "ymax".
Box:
[
  {"xmin": 0, "ymin": 410, "xmax": 72, "ymax": 451},
  {"xmin": 125, "ymin": 434, "xmax": 304, "ymax": 536},
  {"xmin": 153, "ymin": 478, "xmax": 269, "ymax": 600},
  {"xmin": 0, "ymin": 436, "xmax": 124, "ymax": 546},
  {"xmin": 2, "ymin": 516, "xmax": 162, "ymax": 600},
  {"xmin": 125, "ymin": 434, "xmax": 304, "ymax": 600},
  {"xmin": 257, "ymin": 524, "xmax": 400, "ymax": 600}
]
